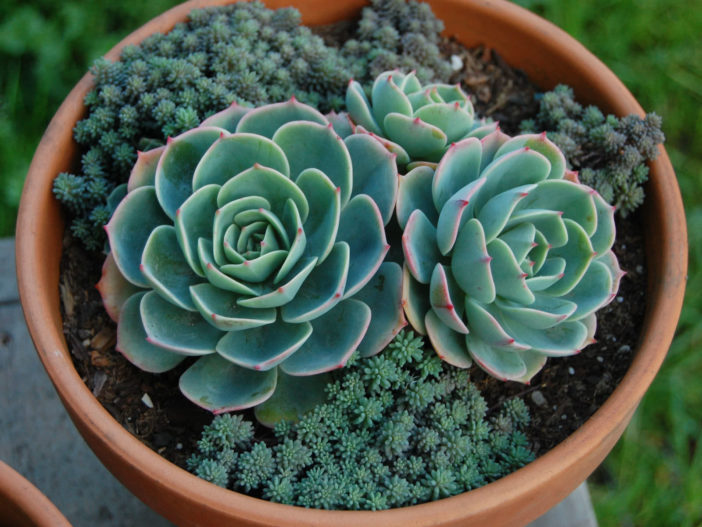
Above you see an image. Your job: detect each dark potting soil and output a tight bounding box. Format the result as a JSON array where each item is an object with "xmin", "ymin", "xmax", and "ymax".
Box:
[{"xmin": 58, "ymin": 31, "xmax": 645, "ymax": 470}]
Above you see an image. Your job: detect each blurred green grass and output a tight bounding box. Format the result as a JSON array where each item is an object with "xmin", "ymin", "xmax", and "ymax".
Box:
[{"xmin": 1, "ymin": 1, "xmax": 699, "ymax": 525}]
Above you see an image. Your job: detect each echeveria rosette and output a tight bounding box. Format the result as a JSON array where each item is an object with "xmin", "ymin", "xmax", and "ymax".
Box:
[
  {"xmin": 398, "ymin": 131, "xmax": 623, "ymax": 383},
  {"xmin": 96, "ymin": 98, "xmax": 405, "ymax": 425},
  {"xmin": 346, "ymin": 70, "xmax": 497, "ymax": 166}
]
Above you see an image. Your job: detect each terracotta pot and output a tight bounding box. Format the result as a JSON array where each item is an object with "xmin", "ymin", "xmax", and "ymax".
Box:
[
  {"xmin": 16, "ymin": 0, "xmax": 687, "ymax": 526},
  {"xmin": 0, "ymin": 461, "xmax": 71, "ymax": 527}
]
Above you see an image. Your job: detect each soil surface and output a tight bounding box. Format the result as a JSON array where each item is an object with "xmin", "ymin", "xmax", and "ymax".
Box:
[{"xmin": 58, "ymin": 30, "xmax": 645, "ymax": 469}]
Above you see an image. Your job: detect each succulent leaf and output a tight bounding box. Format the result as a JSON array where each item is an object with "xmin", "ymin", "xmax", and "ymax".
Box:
[
  {"xmin": 179, "ymin": 354, "xmax": 277, "ymax": 414},
  {"xmin": 199, "ymin": 102, "xmax": 251, "ymax": 132},
  {"xmin": 396, "ymin": 165, "xmax": 437, "ymax": 230},
  {"xmin": 140, "ymin": 291, "xmax": 221, "ymax": 355},
  {"xmin": 216, "ymin": 320, "xmax": 313, "ymax": 371},
  {"xmin": 273, "ymin": 121, "xmax": 353, "ymax": 207},
  {"xmin": 345, "ymin": 134, "xmax": 398, "ymax": 225},
  {"xmin": 96, "ymin": 253, "xmax": 144, "ymax": 322},
  {"xmin": 190, "ymin": 283, "xmax": 276, "ymax": 331},
  {"xmin": 353, "ymin": 262, "xmax": 406, "ymax": 357},
  {"xmin": 141, "ymin": 225, "xmax": 201, "ymax": 310},
  {"xmin": 253, "ymin": 371, "xmax": 331, "ymax": 427},
  {"xmin": 155, "ymin": 127, "xmax": 224, "ymax": 219},
  {"xmin": 116, "ymin": 292, "xmax": 187, "ymax": 373},
  {"xmin": 279, "ymin": 298, "xmax": 371, "ymax": 375},
  {"xmin": 106, "ymin": 186, "xmax": 170, "ymax": 288},
  {"xmin": 127, "ymin": 146, "xmax": 166, "ymax": 192},
  {"xmin": 192, "ymin": 134, "xmax": 290, "ymax": 190},
  {"xmin": 236, "ymin": 97, "xmax": 327, "ymax": 138},
  {"xmin": 337, "ymin": 195, "xmax": 389, "ymax": 297}
]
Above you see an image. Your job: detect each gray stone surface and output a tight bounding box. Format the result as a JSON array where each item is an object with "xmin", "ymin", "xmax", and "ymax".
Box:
[{"xmin": 0, "ymin": 236, "xmax": 596, "ymax": 526}]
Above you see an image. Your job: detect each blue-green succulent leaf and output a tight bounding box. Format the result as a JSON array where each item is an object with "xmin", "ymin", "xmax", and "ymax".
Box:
[
  {"xmin": 199, "ymin": 102, "xmax": 251, "ymax": 132},
  {"xmin": 487, "ymin": 238, "xmax": 534, "ymax": 305},
  {"xmin": 371, "ymin": 73, "xmax": 413, "ymax": 125},
  {"xmin": 273, "ymin": 121, "xmax": 353, "ymax": 207},
  {"xmin": 402, "ymin": 209, "xmax": 440, "ymax": 285},
  {"xmin": 279, "ymin": 299, "xmax": 371, "ymax": 375},
  {"xmin": 466, "ymin": 334, "xmax": 527, "ymax": 381},
  {"xmin": 175, "ymin": 184, "xmax": 219, "ymax": 276},
  {"xmin": 254, "ymin": 371, "xmax": 331, "ymax": 427},
  {"xmin": 218, "ymin": 164, "xmax": 309, "ymax": 222},
  {"xmin": 353, "ymin": 262, "xmax": 406, "ymax": 357},
  {"xmin": 216, "ymin": 320, "xmax": 313, "ymax": 371},
  {"xmin": 337, "ymin": 195, "xmax": 389, "ymax": 297},
  {"xmin": 127, "ymin": 146, "xmax": 165, "ymax": 192},
  {"xmin": 429, "ymin": 263, "xmax": 468, "ymax": 334},
  {"xmin": 140, "ymin": 291, "xmax": 222, "ymax": 355},
  {"xmin": 451, "ymin": 218, "xmax": 495, "ymax": 303},
  {"xmin": 236, "ymin": 97, "xmax": 327, "ymax": 138},
  {"xmin": 435, "ymin": 178, "xmax": 485, "ymax": 255},
  {"xmin": 396, "ymin": 165, "xmax": 437, "ymax": 230},
  {"xmin": 237, "ymin": 257, "xmax": 317, "ymax": 309},
  {"xmin": 345, "ymin": 134, "xmax": 398, "ymax": 225},
  {"xmin": 425, "ymin": 309, "xmax": 472, "ymax": 368},
  {"xmin": 296, "ymin": 168, "xmax": 339, "ymax": 264},
  {"xmin": 197, "ymin": 238, "xmax": 259, "ymax": 296},
  {"xmin": 141, "ymin": 225, "xmax": 201, "ymax": 311},
  {"xmin": 432, "ymin": 137, "xmax": 482, "ymax": 211},
  {"xmin": 402, "ymin": 263, "xmax": 430, "ymax": 335},
  {"xmin": 180, "ymin": 354, "xmax": 277, "ymax": 413},
  {"xmin": 190, "ymin": 283, "xmax": 276, "ymax": 331},
  {"xmin": 192, "ymin": 133, "xmax": 290, "ymax": 190},
  {"xmin": 106, "ymin": 186, "xmax": 169, "ymax": 288},
  {"xmin": 346, "ymin": 80, "xmax": 382, "ymax": 134},
  {"xmin": 383, "ymin": 112, "xmax": 447, "ymax": 160},
  {"xmin": 155, "ymin": 127, "xmax": 224, "ymax": 219},
  {"xmin": 281, "ymin": 242, "xmax": 349, "ymax": 324},
  {"xmin": 116, "ymin": 292, "xmax": 186, "ymax": 373}
]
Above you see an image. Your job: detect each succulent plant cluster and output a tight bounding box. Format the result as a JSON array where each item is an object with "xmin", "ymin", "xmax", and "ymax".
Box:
[
  {"xmin": 397, "ymin": 131, "xmax": 622, "ymax": 382},
  {"xmin": 188, "ymin": 331, "xmax": 535, "ymax": 510},
  {"xmin": 520, "ymin": 84, "xmax": 665, "ymax": 216},
  {"xmin": 53, "ymin": 0, "xmax": 453, "ymax": 251},
  {"xmin": 341, "ymin": 0, "xmax": 451, "ymax": 83},
  {"xmin": 97, "ymin": 98, "xmax": 405, "ymax": 422},
  {"xmin": 347, "ymin": 71, "xmax": 496, "ymax": 164}
]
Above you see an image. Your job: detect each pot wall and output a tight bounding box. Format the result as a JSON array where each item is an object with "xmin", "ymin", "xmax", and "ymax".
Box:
[
  {"xmin": 0, "ymin": 461, "xmax": 72, "ymax": 527},
  {"xmin": 16, "ymin": 1, "xmax": 687, "ymax": 526}
]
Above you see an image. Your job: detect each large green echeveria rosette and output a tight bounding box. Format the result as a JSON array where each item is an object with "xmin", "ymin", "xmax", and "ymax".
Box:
[
  {"xmin": 346, "ymin": 70, "xmax": 498, "ymax": 165},
  {"xmin": 398, "ymin": 131, "xmax": 623, "ymax": 383},
  {"xmin": 97, "ymin": 98, "xmax": 405, "ymax": 424}
]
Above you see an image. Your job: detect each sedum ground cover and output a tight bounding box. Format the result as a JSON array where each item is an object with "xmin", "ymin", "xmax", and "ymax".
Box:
[{"xmin": 2, "ymin": 0, "xmax": 700, "ymax": 524}]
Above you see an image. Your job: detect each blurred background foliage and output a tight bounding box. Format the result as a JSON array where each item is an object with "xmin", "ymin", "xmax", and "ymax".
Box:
[{"xmin": 1, "ymin": 0, "xmax": 699, "ymax": 525}]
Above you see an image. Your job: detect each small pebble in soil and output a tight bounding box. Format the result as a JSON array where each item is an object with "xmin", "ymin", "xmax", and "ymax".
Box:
[
  {"xmin": 141, "ymin": 393, "xmax": 154, "ymax": 409},
  {"xmin": 568, "ymin": 367, "xmax": 575, "ymax": 375},
  {"xmin": 531, "ymin": 390, "xmax": 547, "ymax": 407},
  {"xmin": 450, "ymin": 54, "xmax": 463, "ymax": 71},
  {"xmin": 597, "ymin": 356, "xmax": 604, "ymax": 363}
]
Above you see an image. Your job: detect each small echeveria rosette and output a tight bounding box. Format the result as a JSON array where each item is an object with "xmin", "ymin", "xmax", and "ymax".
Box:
[
  {"xmin": 398, "ymin": 131, "xmax": 623, "ymax": 383},
  {"xmin": 97, "ymin": 98, "xmax": 406, "ymax": 425},
  {"xmin": 346, "ymin": 70, "xmax": 498, "ymax": 166}
]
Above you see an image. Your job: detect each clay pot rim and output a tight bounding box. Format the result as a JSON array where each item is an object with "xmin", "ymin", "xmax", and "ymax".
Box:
[
  {"xmin": 16, "ymin": 0, "xmax": 687, "ymax": 525},
  {"xmin": 0, "ymin": 461, "xmax": 72, "ymax": 527}
]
